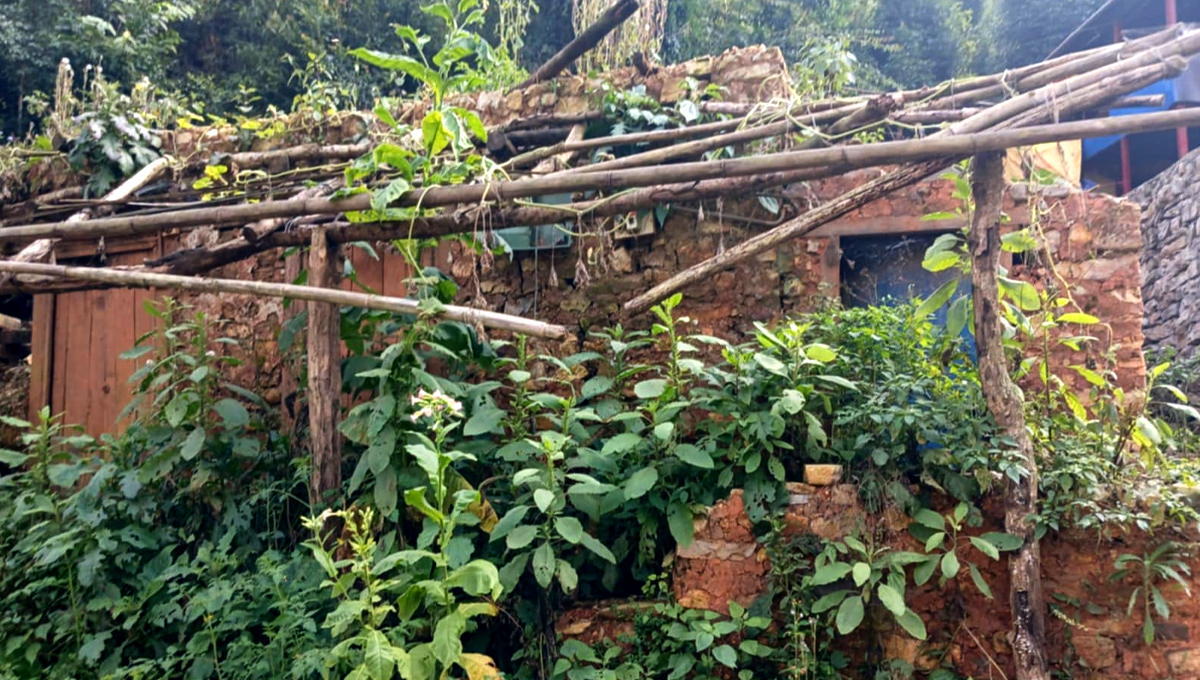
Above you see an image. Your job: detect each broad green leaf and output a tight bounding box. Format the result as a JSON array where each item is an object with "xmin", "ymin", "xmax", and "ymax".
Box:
[
  {"xmin": 924, "ymin": 532, "xmax": 946, "ymax": 552},
  {"xmin": 634, "ymin": 378, "xmax": 667, "ymax": 399},
  {"xmin": 534, "ymin": 488, "xmax": 555, "ymax": 513},
  {"xmin": 422, "ymin": 111, "xmax": 450, "ymax": 156},
  {"xmin": 581, "ymin": 375, "xmax": 613, "ymax": 400},
  {"xmin": 999, "ymin": 277, "xmax": 1040, "ymax": 311},
  {"xmin": 811, "ymin": 563, "xmax": 852, "ymax": 586},
  {"xmin": 912, "ymin": 509, "xmax": 945, "ymax": 531},
  {"xmin": 623, "ymin": 466, "xmax": 658, "ymax": 499},
  {"xmin": 180, "ymin": 428, "xmax": 205, "ymax": 461},
  {"xmin": 363, "ymin": 629, "xmax": 395, "ymax": 680},
  {"xmin": 506, "ymin": 525, "xmax": 538, "ymax": 550},
  {"xmin": 981, "ymin": 532, "xmax": 1024, "ymax": 551},
  {"xmin": 556, "ymin": 559, "xmax": 579, "ymax": 593},
  {"xmin": 806, "ymin": 343, "xmax": 837, "ymax": 362},
  {"xmin": 968, "ymin": 563, "xmax": 994, "ymax": 599},
  {"xmin": 941, "ymin": 549, "xmax": 961, "ymax": 579},
  {"xmin": 852, "ymin": 562, "xmax": 871, "ymax": 586},
  {"xmin": 946, "ymin": 295, "xmax": 970, "ymax": 337},
  {"xmin": 969, "ymin": 536, "xmax": 1000, "ymax": 560},
  {"xmin": 432, "ymin": 611, "xmax": 466, "ymax": 667},
  {"xmin": 554, "ymin": 516, "xmax": 584, "ymax": 543},
  {"xmin": 463, "ymin": 405, "xmax": 504, "ymax": 436},
  {"xmin": 532, "ymin": 542, "xmax": 555, "ymax": 588},
  {"xmin": 667, "ymin": 501, "xmax": 695, "ymax": 546},
  {"xmin": 404, "ymin": 487, "xmax": 444, "ymax": 523},
  {"xmin": 896, "ymin": 609, "xmax": 928, "ymax": 640},
  {"xmin": 445, "ymin": 560, "xmax": 501, "ymax": 597},
  {"xmin": 915, "ymin": 279, "xmax": 958, "ymax": 317},
  {"xmin": 653, "ymin": 421, "xmax": 675, "ymax": 441},
  {"xmin": 835, "ymin": 596, "xmax": 864, "ymax": 634},
  {"xmin": 602, "ymin": 432, "xmax": 642, "ymax": 455},
  {"xmin": 914, "ymin": 556, "xmax": 939, "ymax": 585},
  {"xmin": 490, "ymin": 505, "xmax": 530, "ymax": 541},
  {"xmin": 579, "ymin": 533, "xmax": 616, "ymax": 563},
  {"xmin": 673, "ymin": 444, "xmax": 714, "ymax": 468},
  {"xmin": 811, "ymin": 590, "xmax": 849, "ymax": 613},
  {"xmin": 711, "ymin": 644, "xmax": 738, "ymax": 669},
  {"xmin": 877, "ymin": 584, "xmax": 907, "ymax": 617},
  {"xmin": 923, "ymin": 250, "xmax": 961, "ymax": 272},
  {"xmin": 0, "ymin": 449, "xmax": 28, "ymax": 466},
  {"xmin": 1056, "ymin": 312, "xmax": 1099, "ymax": 325},
  {"xmin": 753, "ymin": 352, "xmax": 788, "ymax": 376}
]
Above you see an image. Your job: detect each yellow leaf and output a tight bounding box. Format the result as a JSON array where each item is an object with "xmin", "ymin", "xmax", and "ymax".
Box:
[{"xmin": 458, "ymin": 653, "xmax": 502, "ymax": 680}]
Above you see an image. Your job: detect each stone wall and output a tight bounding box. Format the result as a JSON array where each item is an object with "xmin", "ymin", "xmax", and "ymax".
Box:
[
  {"xmin": 670, "ymin": 485, "xmax": 1200, "ymax": 680},
  {"xmin": 1130, "ymin": 147, "xmax": 1200, "ymax": 358},
  {"xmin": 148, "ymin": 170, "xmax": 1148, "ymax": 408}
]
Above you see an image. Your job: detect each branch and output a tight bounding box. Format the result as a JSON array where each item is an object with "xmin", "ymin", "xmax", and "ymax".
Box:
[{"xmin": 514, "ymin": 0, "xmax": 640, "ymax": 89}]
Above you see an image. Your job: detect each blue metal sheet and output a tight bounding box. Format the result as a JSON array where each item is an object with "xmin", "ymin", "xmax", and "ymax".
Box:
[{"xmin": 1082, "ymin": 79, "xmax": 1177, "ymax": 159}]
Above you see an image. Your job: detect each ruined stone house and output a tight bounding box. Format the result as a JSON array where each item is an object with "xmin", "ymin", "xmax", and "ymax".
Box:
[{"xmin": 6, "ymin": 45, "xmax": 1150, "ymax": 436}]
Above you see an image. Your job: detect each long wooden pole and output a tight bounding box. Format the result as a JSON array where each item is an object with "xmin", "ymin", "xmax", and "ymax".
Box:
[
  {"xmin": 514, "ymin": 0, "xmax": 639, "ymax": 89},
  {"xmin": 968, "ymin": 151, "xmax": 1049, "ymax": 680},
  {"xmin": 0, "ymin": 261, "xmax": 570, "ymax": 339},
  {"xmin": 561, "ymin": 99, "xmax": 872, "ymax": 174},
  {"xmin": 6, "ymin": 101, "xmax": 1198, "ymax": 247}
]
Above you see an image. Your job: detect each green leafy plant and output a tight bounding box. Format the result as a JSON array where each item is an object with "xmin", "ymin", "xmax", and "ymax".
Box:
[
  {"xmin": 491, "ymin": 429, "xmax": 617, "ymax": 595},
  {"xmin": 307, "ymin": 387, "xmax": 504, "ymax": 680},
  {"xmin": 1109, "ymin": 541, "xmax": 1193, "ymax": 644},
  {"xmin": 906, "ymin": 502, "xmax": 1021, "ymax": 599},
  {"xmin": 807, "ymin": 534, "xmax": 928, "ymax": 639}
]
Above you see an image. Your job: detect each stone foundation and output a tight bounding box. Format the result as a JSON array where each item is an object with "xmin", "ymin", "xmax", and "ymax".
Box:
[{"xmin": 667, "ymin": 488, "xmax": 1200, "ymax": 679}]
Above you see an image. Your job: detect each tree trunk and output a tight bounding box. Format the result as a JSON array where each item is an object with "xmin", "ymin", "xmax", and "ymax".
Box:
[
  {"xmin": 306, "ymin": 227, "xmax": 343, "ymax": 511},
  {"xmin": 967, "ymin": 151, "xmax": 1049, "ymax": 680}
]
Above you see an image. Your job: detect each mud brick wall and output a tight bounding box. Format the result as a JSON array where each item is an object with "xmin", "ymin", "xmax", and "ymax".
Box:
[
  {"xmin": 1131, "ymin": 147, "xmax": 1200, "ymax": 359},
  {"xmin": 457, "ymin": 171, "xmax": 1146, "ymax": 393},
  {"xmin": 671, "ymin": 486, "xmax": 1200, "ymax": 680},
  {"xmin": 159, "ymin": 170, "xmax": 1147, "ymax": 409}
]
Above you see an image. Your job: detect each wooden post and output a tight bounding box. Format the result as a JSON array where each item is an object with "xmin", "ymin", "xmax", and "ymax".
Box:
[
  {"xmin": 280, "ymin": 250, "xmax": 306, "ymax": 436},
  {"xmin": 967, "ymin": 152, "xmax": 1049, "ymax": 680},
  {"xmin": 306, "ymin": 228, "xmax": 342, "ymax": 510}
]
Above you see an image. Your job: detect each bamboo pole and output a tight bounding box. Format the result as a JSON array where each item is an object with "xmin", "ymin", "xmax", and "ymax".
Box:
[
  {"xmin": 190, "ymin": 142, "xmax": 373, "ymax": 170},
  {"xmin": 926, "ymin": 25, "xmax": 1183, "ymax": 111},
  {"xmin": 6, "ymin": 101, "xmax": 1198, "ymax": 248},
  {"xmin": 560, "ymin": 99, "xmax": 869, "ymax": 174},
  {"xmin": 0, "ymin": 261, "xmax": 570, "ymax": 339},
  {"xmin": 514, "ymin": 0, "xmax": 640, "ymax": 89},
  {"xmin": 620, "ymin": 55, "xmax": 1188, "ymax": 315}
]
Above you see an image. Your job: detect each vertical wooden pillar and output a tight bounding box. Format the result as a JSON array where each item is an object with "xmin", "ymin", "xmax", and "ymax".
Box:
[
  {"xmin": 280, "ymin": 251, "xmax": 307, "ymax": 436},
  {"xmin": 307, "ymin": 228, "xmax": 342, "ymax": 509},
  {"xmin": 969, "ymin": 152, "xmax": 1049, "ymax": 680}
]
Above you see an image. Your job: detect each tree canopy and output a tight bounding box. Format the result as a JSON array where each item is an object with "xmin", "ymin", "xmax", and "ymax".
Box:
[{"xmin": 0, "ymin": 0, "xmax": 1109, "ymax": 137}]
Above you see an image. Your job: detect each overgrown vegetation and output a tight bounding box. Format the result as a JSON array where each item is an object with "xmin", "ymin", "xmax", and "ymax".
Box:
[{"xmin": 2, "ymin": 276, "xmax": 1197, "ymax": 679}]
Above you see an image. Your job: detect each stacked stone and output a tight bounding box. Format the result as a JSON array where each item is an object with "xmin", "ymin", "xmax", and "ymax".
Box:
[{"xmin": 1131, "ymin": 148, "xmax": 1200, "ymax": 359}]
